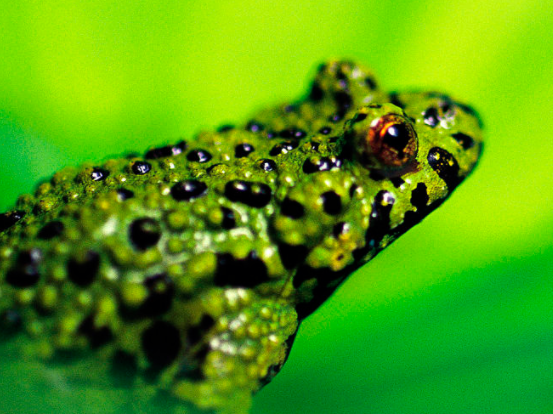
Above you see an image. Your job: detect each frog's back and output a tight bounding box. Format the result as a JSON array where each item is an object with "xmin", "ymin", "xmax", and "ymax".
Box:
[{"xmin": 0, "ymin": 60, "xmax": 482, "ymax": 414}]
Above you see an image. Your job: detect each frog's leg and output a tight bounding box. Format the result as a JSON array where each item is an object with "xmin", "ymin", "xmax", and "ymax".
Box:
[{"xmin": 169, "ymin": 288, "xmax": 299, "ymax": 414}]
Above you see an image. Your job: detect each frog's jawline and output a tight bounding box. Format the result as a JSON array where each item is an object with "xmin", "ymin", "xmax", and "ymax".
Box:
[{"xmin": 294, "ymin": 194, "xmax": 447, "ymax": 320}]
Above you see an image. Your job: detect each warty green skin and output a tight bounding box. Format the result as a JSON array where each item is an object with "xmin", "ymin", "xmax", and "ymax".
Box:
[{"xmin": 0, "ymin": 60, "xmax": 483, "ymax": 414}]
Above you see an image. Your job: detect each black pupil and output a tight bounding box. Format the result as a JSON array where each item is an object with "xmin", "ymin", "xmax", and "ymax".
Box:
[{"xmin": 382, "ymin": 123, "xmax": 411, "ymax": 157}]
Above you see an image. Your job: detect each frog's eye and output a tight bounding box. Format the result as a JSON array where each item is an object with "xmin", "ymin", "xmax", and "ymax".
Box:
[{"xmin": 353, "ymin": 114, "xmax": 418, "ymax": 170}]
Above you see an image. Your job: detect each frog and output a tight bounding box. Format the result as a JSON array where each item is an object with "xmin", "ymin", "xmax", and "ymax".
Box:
[{"xmin": 0, "ymin": 60, "xmax": 483, "ymax": 414}]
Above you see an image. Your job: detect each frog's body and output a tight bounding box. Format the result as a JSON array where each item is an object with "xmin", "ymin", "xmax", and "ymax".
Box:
[{"xmin": 0, "ymin": 60, "xmax": 482, "ymax": 413}]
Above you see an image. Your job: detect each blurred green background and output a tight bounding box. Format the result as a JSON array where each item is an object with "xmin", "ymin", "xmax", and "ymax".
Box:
[{"xmin": 1, "ymin": 0, "xmax": 553, "ymax": 413}]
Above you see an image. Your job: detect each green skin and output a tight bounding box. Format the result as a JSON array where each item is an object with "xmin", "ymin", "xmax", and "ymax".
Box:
[{"xmin": 0, "ymin": 60, "xmax": 482, "ymax": 413}]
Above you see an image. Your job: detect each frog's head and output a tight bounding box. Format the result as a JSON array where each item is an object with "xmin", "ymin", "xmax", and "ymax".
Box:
[
  {"xmin": 285, "ymin": 91, "xmax": 482, "ymax": 318},
  {"xmin": 339, "ymin": 92, "xmax": 483, "ymax": 258},
  {"xmin": 345, "ymin": 93, "xmax": 482, "ymax": 186}
]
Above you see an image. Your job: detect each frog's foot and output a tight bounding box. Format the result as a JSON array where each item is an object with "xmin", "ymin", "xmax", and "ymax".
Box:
[{"xmin": 168, "ymin": 288, "xmax": 298, "ymax": 414}]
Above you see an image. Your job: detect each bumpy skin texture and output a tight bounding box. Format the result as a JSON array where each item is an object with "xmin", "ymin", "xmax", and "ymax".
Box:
[{"xmin": 0, "ymin": 60, "xmax": 482, "ymax": 413}]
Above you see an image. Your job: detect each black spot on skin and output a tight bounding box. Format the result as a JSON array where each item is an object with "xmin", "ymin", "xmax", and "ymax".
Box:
[
  {"xmin": 0, "ymin": 211, "xmax": 25, "ymax": 233},
  {"xmin": 140, "ymin": 274, "xmax": 175, "ymax": 318},
  {"xmin": 281, "ymin": 198, "xmax": 305, "ymax": 219},
  {"xmin": 186, "ymin": 314, "xmax": 215, "ymax": 346},
  {"xmin": 145, "ymin": 141, "xmax": 187, "ymax": 159},
  {"xmin": 224, "ymin": 181, "xmax": 272, "ymax": 208},
  {"xmin": 121, "ymin": 274, "xmax": 175, "ymax": 320},
  {"xmin": 129, "ymin": 218, "xmax": 162, "ymax": 251},
  {"xmin": 284, "ymin": 104, "xmax": 298, "ymax": 113},
  {"xmin": 302, "ymin": 156, "xmax": 342, "ymax": 174},
  {"xmin": 349, "ymin": 184, "xmax": 359, "ymax": 198},
  {"xmin": 279, "ymin": 128, "xmax": 307, "ymax": 139},
  {"xmin": 146, "ymin": 146, "xmax": 172, "ymax": 159},
  {"xmin": 334, "ymin": 90, "xmax": 351, "ymax": 108},
  {"xmin": 321, "ymin": 191, "xmax": 342, "ymax": 215},
  {"xmin": 439, "ymin": 99, "xmax": 455, "ymax": 117},
  {"xmin": 390, "ymin": 177, "xmax": 405, "ymax": 188},
  {"xmin": 452, "ymin": 132, "xmax": 475, "ymax": 150},
  {"xmin": 334, "ymin": 91, "xmax": 352, "ymax": 114},
  {"xmin": 332, "ymin": 222, "xmax": 349, "ymax": 238},
  {"xmin": 6, "ymin": 249, "xmax": 42, "ymax": 288},
  {"xmin": 423, "ymin": 107, "xmax": 440, "ymax": 128},
  {"xmin": 365, "ymin": 76, "xmax": 377, "ymax": 90},
  {"xmin": 38, "ymin": 221, "xmax": 64, "ymax": 240},
  {"xmin": 389, "ymin": 92, "xmax": 405, "ymax": 109},
  {"xmin": 352, "ymin": 112, "xmax": 367, "ymax": 123},
  {"xmin": 217, "ymin": 124, "xmax": 234, "ymax": 133},
  {"xmin": 259, "ymin": 159, "xmax": 277, "ymax": 172},
  {"xmin": 269, "ymin": 141, "xmax": 298, "ymax": 156},
  {"xmin": 67, "ymin": 250, "xmax": 101, "ymax": 287},
  {"xmin": 78, "ymin": 315, "xmax": 113, "ymax": 348},
  {"xmin": 369, "ymin": 170, "xmax": 385, "ymax": 181},
  {"xmin": 170, "ymin": 140, "xmax": 187, "ymax": 156},
  {"xmin": 278, "ymin": 243, "xmax": 309, "ymax": 270},
  {"xmin": 310, "ymin": 141, "xmax": 320, "ymax": 151},
  {"xmin": 235, "ymin": 143, "xmax": 255, "ymax": 158},
  {"xmin": 266, "ymin": 130, "xmax": 278, "ymax": 139},
  {"xmin": 309, "ymin": 82, "xmax": 325, "ymax": 101},
  {"xmin": 319, "ymin": 126, "xmax": 332, "ymax": 135},
  {"xmin": 214, "ymin": 251, "xmax": 270, "ymax": 288},
  {"xmin": 411, "ymin": 183, "xmax": 429, "ymax": 211},
  {"xmin": 366, "ymin": 190, "xmax": 395, "ymax": 250},
  {"xmin": 221, "ymin": 207, "xmax": 236, "ymax": 230},
  {"xmin": 142, "ymin": 321, "xmax": 182, "ymax": 368},
  {"xmin": 116, "ymin": 188, "xmax": 134, "ymax": 201},
  {"xmin": 131, "ymin": 161, "xmax": 152, "ymax": 175},
  {"xmin": 428, "ymin": 147, "xmax": 461, "ymax": 189},
  {"xmin": 336, "ymin": 66, "xmax": 348, "ymax": 82},
  {"xmin": 186, "ymin": 149, "xmax": 212, "ymax": 163},
  {"xmin": 423, "ymin": 97, "xmax": 458, "ymax": 128},
  {"xmin": 171, "ymin": 180, "xmax": 208, "ymax": 201},
  {"xmin": 91, "ymin": 168, "xmax": 109, "ymax": 181},
  {"xmin": 174, "ymin": 141, "xmax": 187, "ymax": 154},
  {"xmin": 246, "ymin": 121, "xmax": 265, "ymax": 133}
]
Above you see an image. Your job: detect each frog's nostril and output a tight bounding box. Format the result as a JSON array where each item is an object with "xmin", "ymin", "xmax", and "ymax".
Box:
[{"xmin": 0, "ymin": 210, "xmax": 26, "ymax": 233}]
